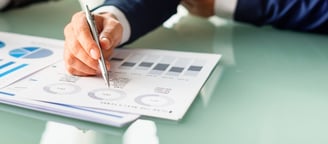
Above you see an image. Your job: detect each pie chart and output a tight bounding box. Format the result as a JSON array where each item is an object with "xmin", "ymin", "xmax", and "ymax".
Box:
[
  {"xmin": 9, "ymin": 47, "xmax": 53, "ymax": 59},
  {"xmin": 0, "ymin": 41, "xmax": 5, "ymax": 48}
]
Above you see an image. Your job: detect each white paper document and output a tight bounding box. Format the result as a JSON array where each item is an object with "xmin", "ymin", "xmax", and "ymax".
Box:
[
  {"xmin": 0, "ymin": 74, "xmax": 139, "ymax": 127},
  {"xmin": 18, "ymin": 49, "xmax": 221, "ymax": 120},
  {"xmin": 0, "ymin": 32, "xmax": 63, "ymax": 88},
  {"xmin": 0, "ymin": 32, "xmax": 139, "ymax": 127},
  {"xmin": 0, "ymin": 94, "xmax": 140, "ymax": 127}
]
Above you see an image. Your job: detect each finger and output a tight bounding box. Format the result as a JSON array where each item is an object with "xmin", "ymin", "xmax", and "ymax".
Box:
[
  {"xmin": 64, "ymin": 46, "xmax": 98, "ymax": 75},
  {"xmin": 71, "ymin": 12, "xmax": 100, "ymax": 60},
  {"xmin": 65, "ymin": 65, "xmax": 94, "ymax": 76},
  {"xmin": 103, "ymin": 44, "xmax": 115, "ymax": 70},
  {"xmin": 105, "ymin": 60, "xmax": 111, "ymax": 72},
  {"xmin": 96, "ymin": 13, "xmax": 123, "ymax": 71},
  {"xmin": 64, "ymin": 23, "xmax": 99, "ymax": 71},
  {"xmin": 97, "ymin": 13, "xmax": 123, "ymax": 50}
]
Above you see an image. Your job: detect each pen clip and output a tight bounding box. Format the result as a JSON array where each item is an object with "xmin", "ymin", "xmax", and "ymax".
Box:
[{"xmin": 85, "ymin": 5, "xmax": 100, "ymax": 46}]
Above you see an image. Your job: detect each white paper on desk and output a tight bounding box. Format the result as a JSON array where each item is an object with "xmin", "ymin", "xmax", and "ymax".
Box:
[
  {"xmin": 18, "ymin": 48, "xmax": 221, "ymax": 120},
  {"xmin": 0, "ymin": 75, "xmax": 140, "ymax": 127},
  {"xmin": 0, "ymin": 32, "xmax": 63, "ymax": 88}
]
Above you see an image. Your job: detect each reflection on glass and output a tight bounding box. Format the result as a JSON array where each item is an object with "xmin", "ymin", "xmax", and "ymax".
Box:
[
  {"xmin": 163, "ymin": 5, "xmax": 188, "ymax": 28},
  {"xmin": 123, "ymin": 119, "xmax": 159, "ymax": 144},
  {"xmin": 200, "ymin": 21, "xmax": 235, "ymax": 106},
  {"xmin": 40, "ymin": 121, "xmax": 97, "ymax": 144},
  {"xmin": 200, "ymin": 63, "xmax": 224, "ymax": 106},
  {"xmin": 39, "ymin": 120, "xmax": 159, "ymax": 144},
  {"xmin": 210, "ymin": 18, "xmax": 235, "ymax": 66}
]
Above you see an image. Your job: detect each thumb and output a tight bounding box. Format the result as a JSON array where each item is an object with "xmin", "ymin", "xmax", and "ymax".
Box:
[
  {"xmin": 99, "ymin": 22, "xmax": 122, "ymax": 50},
  {"xmin": 98, "ymin": 13, "xmax": 123, "ymax": 50}
]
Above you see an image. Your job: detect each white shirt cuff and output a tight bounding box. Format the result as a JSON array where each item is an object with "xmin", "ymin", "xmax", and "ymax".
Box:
[
  {"xmin": 93, "ymin": 6, "xmax": 131, "ymax": 45},
  {"xmin": 0, "ymin": 0, "xmax": 10, "ymax": 10},
  {"xmin": 214, "ymin": 0, "xmax": 238, "ymax": 19}
]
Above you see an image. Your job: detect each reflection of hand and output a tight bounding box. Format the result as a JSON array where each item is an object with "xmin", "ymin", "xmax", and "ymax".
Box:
[
  {"xmin": 181, "ymin": 0, "xmax": 215, "ymax": 18},
  {"xmin": 64, "ymin": 11, "xmax": 123, "ymax": 76}
]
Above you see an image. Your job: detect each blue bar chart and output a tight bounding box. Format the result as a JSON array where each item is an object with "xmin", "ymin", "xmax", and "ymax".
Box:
[{"xmin": 0, "ymin": 60, "xmax": 28, "ymax": 78}]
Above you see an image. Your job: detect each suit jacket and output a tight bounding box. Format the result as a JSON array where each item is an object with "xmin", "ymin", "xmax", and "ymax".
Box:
[
  {"xmin": 2, "ymin": 0, "xmax": 53, "ymax": 11},
  {"xmin": 235, "ymin": 0, "xmax": 328, "ymax": 34},
  {"xmin": 102, "ymin": 0, "xmax": 328, "ymax": 43}
]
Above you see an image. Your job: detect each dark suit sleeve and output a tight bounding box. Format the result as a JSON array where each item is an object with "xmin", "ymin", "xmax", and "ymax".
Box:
[
  {"xmin": 100, "ymin": 0, "xmax": 180, "ymax": 44},
  {"xmin": 234, "ymin": 0, "xmax": 328, "ymax": 34},
  {"xmin": 2, "ymin": 0, "xmax": 55, "ymax": 11}
]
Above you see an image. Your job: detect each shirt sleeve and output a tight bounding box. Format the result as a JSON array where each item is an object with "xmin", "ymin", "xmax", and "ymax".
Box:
[
  {"xmin": 93, "ymin": 6, "xmax": 131, "ymax": 45},
  {"xmin": 214, "ymin": 0, "xmax": 238, "ymax": 19}
]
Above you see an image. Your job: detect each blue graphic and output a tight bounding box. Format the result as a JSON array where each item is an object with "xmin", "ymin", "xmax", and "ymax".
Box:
[
  {"xmin": 0, "ymin": 61, "xmax": 15, "ymax": 69},
  {"xmin": 0, "ymin": 41, "xmax": 5, "ymax": 48},
  {"xmin": 0, "ymin": 91, "xmax": 15, "ymax": 96},
  {"xmin": 9, "ymin": 47, "xmax": 53, "ymax": 59},
  {"xmin": 0, "ymin": 60, "xmax": 28, "ymax": 78}
]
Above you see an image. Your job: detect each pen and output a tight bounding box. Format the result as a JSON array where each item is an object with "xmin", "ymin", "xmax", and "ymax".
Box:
[{"xmin": 84, "ymin": 4, "xmax": 110, "ymax": 88}]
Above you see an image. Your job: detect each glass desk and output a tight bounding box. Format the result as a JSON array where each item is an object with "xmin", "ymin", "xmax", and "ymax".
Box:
[{"xmin": 1, "ymin": 0, "xmax": 328, "ymax": 144}]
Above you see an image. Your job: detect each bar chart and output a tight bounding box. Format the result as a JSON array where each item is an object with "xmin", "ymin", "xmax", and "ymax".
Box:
[{"xmin": 110, "ymin": 50, "xmax": 206, "ymax": 79}]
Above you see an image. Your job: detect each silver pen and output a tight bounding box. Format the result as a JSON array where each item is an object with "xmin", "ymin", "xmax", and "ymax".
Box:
[{"xmin": 84, "ymin": 4, "xmax": 110, "ymax": 88}]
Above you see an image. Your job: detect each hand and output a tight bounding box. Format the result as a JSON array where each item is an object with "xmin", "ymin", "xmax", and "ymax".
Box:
[
  {"xmin": 64, "ymin": 11, "xmax": 123, "ymax": 76},
  {"xmin": 181, "ymin": 0, "xmax": 215, "ymax": 18}
]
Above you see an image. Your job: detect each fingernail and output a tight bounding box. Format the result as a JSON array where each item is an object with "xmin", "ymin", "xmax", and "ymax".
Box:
[
  {"xmin": 101, "ymin": 37, "xmax": 111, "ymax": 50},
  {"xmin": 90, "ymin": 49, "xmax": 98, "ymax": 59}
]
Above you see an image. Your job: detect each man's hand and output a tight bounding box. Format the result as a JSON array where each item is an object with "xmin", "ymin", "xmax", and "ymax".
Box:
[
  {"xmin": 64, "ymin": 11, "xmax": 123, "ymax": 76},
  {"xmin": 181, "ymin": 0, "xmax": 215, "ymax": 18}
]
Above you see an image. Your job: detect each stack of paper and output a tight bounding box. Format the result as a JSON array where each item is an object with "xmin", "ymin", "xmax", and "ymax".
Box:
[
  {"xmin": 0, "ymin": 32, "xmax": 221, "ymax": 127},
  {"xmin": 0, "ymin": 32, "xmax": 139, "ymax": 127}
]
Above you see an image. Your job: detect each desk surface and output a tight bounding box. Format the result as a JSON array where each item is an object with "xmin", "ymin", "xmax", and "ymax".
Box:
[{"xmin": 1, "ymin": 1, "xmax": 328, "ymax": 144}]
